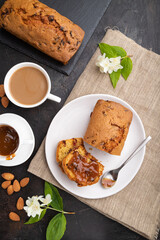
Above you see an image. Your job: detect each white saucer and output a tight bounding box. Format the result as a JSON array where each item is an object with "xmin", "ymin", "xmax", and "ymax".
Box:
[{"xmin": 0, "ymin": 113, "xmax": 35, "ymax": 167}]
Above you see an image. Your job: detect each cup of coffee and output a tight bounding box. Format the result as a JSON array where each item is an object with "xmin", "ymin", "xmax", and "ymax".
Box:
[{"xmin": 4, "ymin": 62, "xmax": 61, "ymax": 108}]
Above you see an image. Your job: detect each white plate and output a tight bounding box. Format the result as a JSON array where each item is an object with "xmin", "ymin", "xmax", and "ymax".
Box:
[
  {"xmin": 45, "ymin": 94, "xmax": 145, "ymax": 199},
  {"xmin": 0, "ymin": 113, "xmax": 35, "ymax": 167}
]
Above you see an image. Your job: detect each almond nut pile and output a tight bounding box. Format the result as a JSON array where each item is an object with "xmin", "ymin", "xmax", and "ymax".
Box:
[
  {"xmin": 1, "ymin": 172, "xmax": 29, "ymax": 221},
  {"xmin": 0, "ymin": 84, "xmax": 9, "ymax": 108}
]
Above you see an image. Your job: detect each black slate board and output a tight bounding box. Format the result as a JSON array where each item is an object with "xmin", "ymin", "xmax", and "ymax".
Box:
[{"xmin": 0, "ymin": 0, "xmax": 111, "ymax": 75}]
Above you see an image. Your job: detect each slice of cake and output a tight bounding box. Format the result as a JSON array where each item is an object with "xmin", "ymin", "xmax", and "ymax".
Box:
[
  {"xmin": 62, "ymin": 145, "xmax": 104, "ymax": 187},
  {"xmin": 84, "ymin": 100, "xmax": 133, "ymax": 155},
  {"xmin": 56, "ymin": 138, "xmax": 84, "ymax": 169}
]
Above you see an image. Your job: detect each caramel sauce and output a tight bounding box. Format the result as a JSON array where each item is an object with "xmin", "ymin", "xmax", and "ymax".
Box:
[
  {"xmin": 68, "ymin": 151, "xmax": 99, "ymax": 183},
  {"xmin": 102, "ymin": 178, "xmax": 116, "ymax": 188},
  {"xmin": 6, "ymin": 153, "xmax": 16, "ymax": 160},
  {"xmin": 0, "ymin": 125, "xmax": 19, "ymax": 156}
]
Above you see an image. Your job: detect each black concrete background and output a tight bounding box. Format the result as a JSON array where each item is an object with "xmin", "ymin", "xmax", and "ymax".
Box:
[{"xmin": 0, "ymin": 0, "xmax": 159, "ymax": 240}]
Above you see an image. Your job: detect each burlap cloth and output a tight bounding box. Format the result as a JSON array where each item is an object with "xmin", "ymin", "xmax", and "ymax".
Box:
[{"xmin": 28, "ymin": 30, "xmax": 160, "ymax": 240}]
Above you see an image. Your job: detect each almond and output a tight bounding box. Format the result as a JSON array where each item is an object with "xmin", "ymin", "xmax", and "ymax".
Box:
[
  {"xmin": 9, "ymin": 212, "xmax": 20, "ymax": 221},
  {"xmin": 1, "ymin": 96, "xmax": 9, "ymax": 108},
  {"xmin": 2, "ymin": 173, "xmax": 14, "ymax": 181},
  {"xmin": 0, "ymin": 84, "xmax": 5, "ymax": 97},
  {"xmin": 20, "ymin": 177, "xmax": 29, "ymax": 187},
  {"xmin": 13, "ymin": 179, "xmax": 21, "ymax": 192},
  {"xmin": 7, "ymin": 185, "xmax": 14, "ymax": 195},
  {"xmin": 1, "ymin": 180, "xmax": 11, "ymax": 189},
  {"xmin": 16, "ymin": 197, "xmax": 24, "ymax": 210}
]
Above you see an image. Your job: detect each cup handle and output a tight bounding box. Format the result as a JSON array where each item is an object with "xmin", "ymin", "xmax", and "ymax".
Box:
[{"xmin": 47, "ymin": 93, "xmax": 61, "ymax": 103}]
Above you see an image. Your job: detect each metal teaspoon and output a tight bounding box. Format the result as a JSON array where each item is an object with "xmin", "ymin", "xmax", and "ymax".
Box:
[{"xmin": 101, "ymin": 136, "xmax": 152, "ymax": 188}]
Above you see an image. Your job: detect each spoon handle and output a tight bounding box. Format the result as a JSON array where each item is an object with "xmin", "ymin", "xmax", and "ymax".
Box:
[{"xmin": 121, "ymin": 136, "xmax": 152, "ymax": 168}]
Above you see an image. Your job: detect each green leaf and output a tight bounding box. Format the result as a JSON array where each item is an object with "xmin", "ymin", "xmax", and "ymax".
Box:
[
  {"xmin": 111, "ymin": 46, "xmax": 127, "ymax": 57},
  {"xmin": 46, "ymin": 213, "xmax": 66, "ymax": 240},
  {"xmin": 99, "ymin": 43, "xmax": 117, "ymax": 58},
  {"xmin": 45, "ymin": 182, "xmax": 63, "ymax": 211},
  {"xmin": 25, "ymin": 209, "xmax": 46, "ymax": 224},
  {"xmin": 99, "ymin": 43, "xmax": 127, "ymax": 58},
  {"xmin": 109, "ymin": 69, "xmax": 121, "ymax": 88},
  {"xmin": 121, "ymin": 57, "xmax": 133, "ymax": 80}
]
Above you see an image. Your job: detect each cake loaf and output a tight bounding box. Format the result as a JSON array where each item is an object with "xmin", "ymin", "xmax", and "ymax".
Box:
[
  {"xmin": 0, "ymin": 0, "xmax": 85, "ymax": 64},
  {"xmin": 84, "ymin": 100, "xmax": 133, "ymax": 155}
]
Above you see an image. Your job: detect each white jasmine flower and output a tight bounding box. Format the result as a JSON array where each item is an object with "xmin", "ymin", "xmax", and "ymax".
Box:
[
  {"xmin": 109, "ymin": 56, "xmax": 121, "ymax": 65},
  {"xmin": 96, "ymin": 53, "xmax": 106, "ymax": 64},
  {"xmin": 108, "ymin": 64, "xmax": 116, "ymax": 74},
  {"xmin": 96, "ymin": 54, "xmax": 123, "ymax": 74},
  {"xmin": 24, "ymin": 196, "xmax": 43, "ymax": 218},
  {"xmin": 108, "ymin": 62, "xmax": 123, "ymax": 74},
  {"xmin": 40, "ymin": 194, "xmax": 52, "ymax": 206},
  {"xmin": 96, "ymin": 53, "xmax": 110, "ymax": 73},
  {"xmin": 37, "ymin": 195, "xmax": 44, "ymax": 202},
  {"xmin": 109, "ymin": 56, "xmax": 123, "ymax": 73}
]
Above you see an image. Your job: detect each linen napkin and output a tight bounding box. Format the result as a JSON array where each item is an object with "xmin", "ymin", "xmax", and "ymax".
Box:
[{"xmin": 28, "ymin": 29, "xmax": 160, "ymax": 240}]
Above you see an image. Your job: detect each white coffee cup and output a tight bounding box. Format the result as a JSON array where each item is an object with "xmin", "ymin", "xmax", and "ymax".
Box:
[{"xmin": 4, "ymin": 62, "xmax": 61, "ymax": 108}]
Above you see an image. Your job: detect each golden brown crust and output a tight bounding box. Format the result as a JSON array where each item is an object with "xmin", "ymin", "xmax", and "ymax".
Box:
[
  {"xmin": 56, "ymin": 138, "xmax": 84, "ymax": 169},
  {"xmin": 84, "ymin": 100, "xmax": 133, "ymax": 155},
  {"xmin": 62, "ymin": 145, "xmax": 104, "ymax": 187},
  {"xmin": 0, "ymin": 0, "xmax": 85, "ymax": 64}
]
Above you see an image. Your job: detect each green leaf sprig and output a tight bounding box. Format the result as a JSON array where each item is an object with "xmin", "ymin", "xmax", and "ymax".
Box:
[
  {"xmin": 98, "ymin": 43, "xmax": 133, "ymax": 88},
  {"xmin": 24, "ymin": 182, "xmax": 75, "ymax": 240}
]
